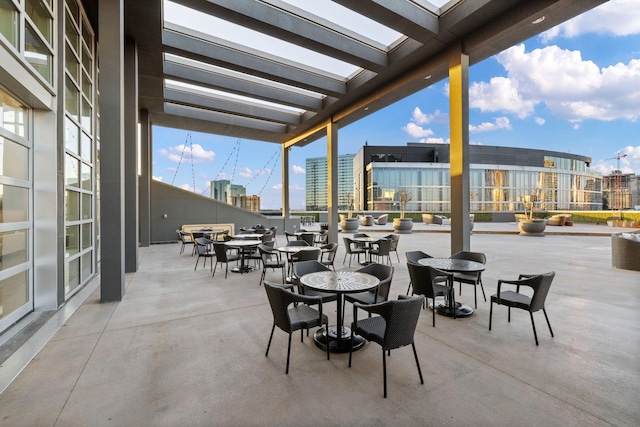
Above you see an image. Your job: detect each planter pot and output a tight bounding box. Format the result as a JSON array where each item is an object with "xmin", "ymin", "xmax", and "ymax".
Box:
[
  {"xmin": 518, "ymin": 218, "xmax": 546, "ymax": 236},
  {"xmin": 340, "ymin": 217, "xmax": 360, "ymax": 233},
  {"xmin": 393, "ymin": 217, "xmax": 414, "ymax": 234}
]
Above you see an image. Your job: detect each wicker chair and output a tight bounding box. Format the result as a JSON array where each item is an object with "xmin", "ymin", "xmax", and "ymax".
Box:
[
  {"xmin": 348, "ymin": 295, "xmax": 425, "ymax": 397},
  {"xmin": 406, "ymin": 261, "xmax": 454, "ymax": 326},
  {"xmin": 258, "ymin": 244, "xmax": 286, "ymax": 285},
  {"xmin": 193, "ymin": 237, "xmax": 215, "ymax": 271},
  {"xmin": 177, "ymin": 230, "xmax": 194, "ymax": 255},
  {"xmin": 489, "ymin": 271, "xmax": 556, "ymax": 345},
  {"xmin": 344, "ymin": 263, "xmax": 394, "ymax": 320},
  {"xmin": 343, "ymin": 236, "xmax": 365, "ymax": 267},
  {"xmin": 263, "ymin": 282, "xmax": 330, "ymax": 374},
  {"xmin": 369, "ymin": 238, "xmax": 392, "ymax": 265},
  {"xmin": 319, "ymin": 242, "xmax": 338, "ymax": 270},
  {"xmin": 212, "ymin": 243, "xmax": 240, "ymax": 279},
  {"xmin": 450, "ymin": 251, "xmax": 487, "ymax": 308},
  {"xmin": 386, "ymin": 234, "xmax": 400, "ymax": 263},
  {"xmin": 291, "ymin": 261, "xmax": 338, "ymax": 305}
]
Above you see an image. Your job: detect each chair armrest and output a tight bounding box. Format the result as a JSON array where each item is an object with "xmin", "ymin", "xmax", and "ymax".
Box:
[{"xmin": 496, "ymin": 277, "xmax": 532, "ymax": 299}]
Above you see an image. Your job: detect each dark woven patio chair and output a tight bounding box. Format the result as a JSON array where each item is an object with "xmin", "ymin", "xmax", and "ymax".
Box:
[
  {"xmin": 343, "ymin": 236, "xmax": 365, "ymax": 267},
  {"xmin": 344, "ymin": 263, "xmax": 394, "ymax": 320},
  {"xmin": 193, "ymin": 237, "xmax": 215, "ymax": 271},
  {"xmin": 258, "ymin": 244, "xmax": 286, "ymax": 285},
  {"xmin": 369, "ymin": 238, "xmax": 392, "ymax": 265},
  {"xmin": 263, "ymin": 282, "xmax": 330, "ymax": 374},
  {"xmin": 450, "ymin": 251, "xmax": 487, "ymax": 308},
  {"xmin": 291, "ymin": 261, "xmax": 338, "ymax": 305},
  {"xmin": 406, "ymin": 261, "xmax": 453, "ymax": 326},
  {"xmin": 348, "ymin": 295, "xmax": 425, "ymax": 397},
  {"xmin": 212, "ymin": 242, "xmax": 240, "ymax": 279},
  {"xmin": 489, "ymin": 271, "xmax": 556, "ymax": 345},
  {"xmin": 319, "ymin": 242, "xmax": 338, "ymax": 270}
]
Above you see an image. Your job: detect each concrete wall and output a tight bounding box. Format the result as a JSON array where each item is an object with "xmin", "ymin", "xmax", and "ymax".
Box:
[{"xmin": 150, "ymin": 181, "xmax": 298, "ymax": 243}]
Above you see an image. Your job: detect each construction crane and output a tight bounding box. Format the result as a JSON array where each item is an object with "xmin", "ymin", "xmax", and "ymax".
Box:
[{"xmin": 604, "ymin": 152, "xmax": 628, "ymax": 210}]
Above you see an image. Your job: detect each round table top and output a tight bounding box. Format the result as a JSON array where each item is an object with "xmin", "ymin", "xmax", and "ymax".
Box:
[
  {"xmin": 225, "ymin": 239, "xmax": 261, "ymax": 247},
  {"xmin": 276, "ymin": 245, "xmax": 319, "ymax": 253},
  {"xmin": 234, "ymin": 234, "xmax": 264, "ymax": 240},
  {"xmin": 417, "ymin": 257, "xmax": 485, "ymax": 273},
  {"xmin": 299, "ymin": 271, "xmax": 379, "ymax": 294},
  {"xmin": 352, "ymin": 236, "xmax": 381, "ymax": 243}
]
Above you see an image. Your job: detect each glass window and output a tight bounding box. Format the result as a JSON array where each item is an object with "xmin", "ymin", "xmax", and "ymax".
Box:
[
  {"xmin": 0, "ymin": 0, "xmax": 19, "ymax": 48},
  {"xmin": 65, "ymin": 154, "xmax": 79, "ymax": 187},
  {"xmin": 65, "ymin": 189, "xmax": 79, "ymax": 221},
  {"xmin": 82, "ymin": 72, "xmax": 92, "ymax": 100},
  {"xmin": 0, "ymin": 271, "xmax": 29, "ymax": 316},
  {"xmin": 81, "ymin": 251, "xmax": 92, "ymax": 281},
  {"xmin": 65, "ymin": 76, "xmax": 79, "ymax": 120},
  {"xmin": 0, "ymin": 184, "xmax": 28, "ymax": 222},
  {"xmin": 25, "ymin": 0, "xmax": 52, "ymax": 44},
  {"xmin": 81, "ymin": 222, "xmax": 91, "ymax": 249},
  {"xmin": 65, "ymin": 9, "xmax": 79, "ymax": 51},
  {"xmin": 0, "ymin": 88, "xmax": 28, "ymax": 138},
  {"xmin": 65, "ymin": 225, "xmax": 79, "ymax": 256},
  {"xmin": 81, "ymin": 17, "xmax": 92, "ymax": 47},
  {"xmin": 81, "ymin": 98, "xmax": 91, "ymax": 132},
  {"xmin": 65, "ymin": 117, "xmax": 79, "ymax": 154},
  {"xmin": 81, "ymin": 192, "xmax": 91, "ymax": 218},
  {"xmin": 81, "ymin": 162, "xmax": 91, "ymax": 190},
  {"xmin": 0, "ymin": 230, "xmax": 27, "ymax": 271},
  {"xmin": 0, "ymin": 136, "xmax": 28, "ymax": 180},
  {"xmin": 65, "ymin": 257, "xmax": 80, "ymax": 294},
  {"xmin": 24, "ymin": 23, "xmax": 51, "ymax": 82},
  {"xmin": 65, "ymin": 43, "xmax": 79, "ymax": 82}
]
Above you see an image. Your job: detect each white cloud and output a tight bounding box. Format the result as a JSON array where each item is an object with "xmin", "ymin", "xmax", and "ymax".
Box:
[
  {"xmin": 273, "ymin": 183, "xmax": 283, "ymax": 190},
  {"xmin": 238, "ymin": 167, "xmax": 253, "ymax": 179},
  {"xmin": 292, "ymin": 165, "xmax": 305, "ymax": 174},
  {"xmin": 472, "ymin": 44, "xmax": 640, "ymax": 122},
  {"xmin": 593, "ymin": 146, "xmax": 640, "ymax": 175},
  {"xmin": 402, "ymin": 122, "xmax": 434, "ymax": 138},
  {"xmin": 541, "ymin": 0, "xmax": 640, "ymax": 42},
  {"xmin": 158, "ymin": 143, "xmax": 215, "ymax": 164},
  {"xmin": 469, "ymin": 117, "xmax": 511, "ymax": 133},
  {"xmin": 534, "ymin": 117, "xmax": 545, "ymax": 125},
  {"xmin": 411, "ymin": 107, "xmax": 447, "ymax": 124},
  {"xmin": 178, "ymin": 183, "xmax": 204, "ymax": 193},
  {"xmin": 417, "ymin": 137, "xmax": 449, "ymax": 144},
  {"xmin": 290, "ymin": 183, "xmax": 304, "ymax": 190},
  {"xmin": 152, "ymin": 175, "xmax": 163, "ymax": 181}
]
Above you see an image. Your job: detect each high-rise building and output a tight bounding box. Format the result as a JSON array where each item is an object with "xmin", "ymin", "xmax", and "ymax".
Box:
[
  {"xmin": 305, "ymin": 154, "xmax": 354, "ymax": 211},
  {"xmin": 354, "ymin": 144, "xmax": 603, "ymax": 213},
  {"xmin": 602, "ymin": 172, "xmax": 639, "ymax": 210},
  {"xmin": 210, "ymin": 180, "xmax": 246, "ymax": 205}
]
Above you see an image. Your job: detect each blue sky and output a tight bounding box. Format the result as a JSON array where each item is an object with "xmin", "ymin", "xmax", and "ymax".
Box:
[{"xmin": 153, "ymin": 0, "xmax": 640, "ymax": 210}]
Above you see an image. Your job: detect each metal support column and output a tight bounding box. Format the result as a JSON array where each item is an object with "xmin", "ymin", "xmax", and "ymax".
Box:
[
  {"xmin": 327, "ymin": 120, "xmax": 339, "ymax": 244},
  {"xmin": 449, "ymin": 44, "xmax": 471, "ymax": 254}
]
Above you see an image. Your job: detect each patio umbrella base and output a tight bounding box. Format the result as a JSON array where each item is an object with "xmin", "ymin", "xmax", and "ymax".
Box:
[
  {"xmin": 433, "ymin": 301, "xmax": 474, "ymax": 317},
  {"xmin": 313, "ymin": 326, "xmax": 366, "ymax": 353}
]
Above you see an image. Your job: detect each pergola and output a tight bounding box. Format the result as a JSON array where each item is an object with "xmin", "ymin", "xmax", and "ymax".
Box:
[{"xmin": 94, "ymin": 0, "xmax": 607, "ymax": 300}]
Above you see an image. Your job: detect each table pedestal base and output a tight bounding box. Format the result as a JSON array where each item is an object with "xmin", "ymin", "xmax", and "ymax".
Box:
[
  {"xmin": 313, "ymin": 326, "xmax": 365, "ymax": 353},
  {"xmin": 231, "ymin": 265, "xmax": 254, "ymax": 273},
  {"xmin": 434, "ymin": 301, "xmax": 474, "ymax": 317}
]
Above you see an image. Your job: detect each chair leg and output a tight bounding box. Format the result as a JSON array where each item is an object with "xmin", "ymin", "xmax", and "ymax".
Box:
[
  {"xmin": 479, "ymin": 279, "xmax": 487, "ymax": 302},
  {"xmin": 266, "ymin": 324, "xmax": 275, "ymax": 356},
  {"xmin": 225, "ymin": 263, "xmax": 229, "ymax": 279},
  {"xmin": 382, "ymin": 349, "xmax": 387, "ymax": 398},
  {"xmin": 412, "ymin": 342, "xmax": 424, "ymax": 385},
  {"xmin": 212, "ymin": 262, "xmax": 218, "ymax": 278},
  {"xmin": 431, "ymin": 298, "xmax": 436, "ymax": 327},
  {"xmin": 348, "ymin": 330, "xmax": 355, "ymax": 367},
  {"xmin": 286, "ymin": 333, "xmax": 293, "ymax": 374},
  {"xmin": 406, "ymin": 281, "xmax": 412, "ymax": 296},
  {"xmin": 530, "ymin": 312, "xmax": 539, "ymax": 346},
  {"xmin": 508, "ymin": 307, "xmax": 511, "ymax": 322},
  {"xmin": 395, "ymin": 251, "xmax": 400, "ymax": 263},
  {"xmin": 489, "ymin": 301, "xmax": 493, "ymax": 330},
  {"xmin": 473, "ymin": 282, "xmax": 478, "ymax": 309},
  {"xmin": 543, "ymin": 308, "xmax": 554, "ymax": 337}
]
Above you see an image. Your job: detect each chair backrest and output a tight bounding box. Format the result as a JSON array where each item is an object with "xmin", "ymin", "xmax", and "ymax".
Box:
[
  {"xmin": 258, "ymin": 244, "xmax": 279, "ymax": 263},
  {"xmin": 292, "ymin": 260, "xmax": 329, "ymax": 282},
  {"xmin": 287, "ymin": 240, "xmax": 309, "ymax": 247},
  {"xmin": 356, "ymin": 263, "xmax": 394, "ymax": 299},
  {"xmin": 292, "ymin": 248, "xmax": 321, "ymax": 262},
  {"xmin": 387, "ymin": 234, "xmax": 399, "ymax": 251},
  {"xmin": 298, "ymin": 232, "xmax": 315, "ymax": 246},
  {"xmin": 406, "ymin": 262, "xmax": 447, "ymax": 299},
  {"xmin": 405, "ymin": 250, "xmax": 431, "ymax": 264},
  {"xmin": 377, "ymin": 295, "xmax": 425, "ymax": 350},
  {"xmin": 261, "ymin": 232, "xmax": 273, "ymax": 243},
  {"xmin": 343, "ymin": 237, "xmax": 358, "ymax": 254},
  {"xmin": 528, "ymin": 271, "xmax": 556, "ymax": 312},
  {"xmin": 263, "ymin": 282, "xmax": 295, "ymax": 332},
  {"xmin": 194, "ymin": 237, "xmax": 212, "ymax": 253},
  {"xmin": 374, "ymin": 238, "xmax": 392, "ymax": 256},
  {"xmin": 213, "ymin": 243, "xmax": 230, "ymax": 261},
  {"xmin": 451, "ymin": 251, "xmax": 486, "ymax": 265},
  {"xmin": 353, "ymin": 233, "xmax": 369, "ymax": 239},
  {"xmin": 321, "ymin": 242, "xmax": 338, "ymax": 262}
]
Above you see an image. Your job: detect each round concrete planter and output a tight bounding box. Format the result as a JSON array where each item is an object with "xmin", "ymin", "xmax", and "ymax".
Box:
[
  {"xmin": 393, "ymin": 218, "xmax": 414, "ymax": 234},
  {"xmin": 518, "ymin": 218, "xmax": 546, "ymax": 236},
  {"xmin": 340, "ymin": 218, "xmax": 360, "ymax": 233}
]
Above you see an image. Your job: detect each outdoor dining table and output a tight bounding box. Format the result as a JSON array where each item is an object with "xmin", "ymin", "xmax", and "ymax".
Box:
[
  {"xmin": 299, "ymin": 270, "xmax": 379, "ymax": 353},
  {"xmin": 352, "ymin": 236, "xmax": 381, "ymax": 265},
  {"xmin": 225, "ymin": 239, "xmax": 261, "ymax": 273},
  {"xmin": 417, "ymin": 257, "xmax": 485, "ymax": 317},
  {"xmin": 276, "ymin": 245, "xmax": 320, "ymax": 279}
]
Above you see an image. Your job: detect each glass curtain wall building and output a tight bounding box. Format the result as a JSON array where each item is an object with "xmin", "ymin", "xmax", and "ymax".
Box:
[
  {"xmin": 356, "ymin": 144, "xmax": 602, "ymax": 213},
  {"xmin": 305, "ymin": 154, "xmax": 354, "ymax": 211}
]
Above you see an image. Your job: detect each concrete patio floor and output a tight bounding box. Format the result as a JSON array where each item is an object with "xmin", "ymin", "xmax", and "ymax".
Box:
[{"xmin": 0, "ymin": 222, "xmax": 638, "ymax": 426}]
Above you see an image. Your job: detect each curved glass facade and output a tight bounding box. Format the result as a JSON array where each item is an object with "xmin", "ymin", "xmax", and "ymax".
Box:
[{"xmin": 367, "ymin": 162, "xmax": 602, "ymax": 212}]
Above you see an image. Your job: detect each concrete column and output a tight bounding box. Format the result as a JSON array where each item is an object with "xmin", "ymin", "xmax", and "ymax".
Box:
[
  {"xmin": 449, "ymin": 44, "xmax": 471, "ymax": 254},
  {"xmin": 139, "ymin": 109, "xmax": 151, "ymax": 247},
  {"xmin": 282, "ymin": 144, "xmax": 290, "ymax": 218},
  {"xmin": 99, "ymin": 0, "xmax": 125, "ymax": 301},
  {"xmin": 327, "ymin": 121, "xmax": 338, "ymax": 244},
  {"xmin": 124, "ymin": 38, "xmax": 139, "ymax": 272}
]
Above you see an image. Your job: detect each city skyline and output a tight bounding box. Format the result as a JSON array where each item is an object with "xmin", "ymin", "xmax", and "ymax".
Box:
[{"xmin": 152, "ymin": 0, "xmax": 640, "ymax": 210}]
